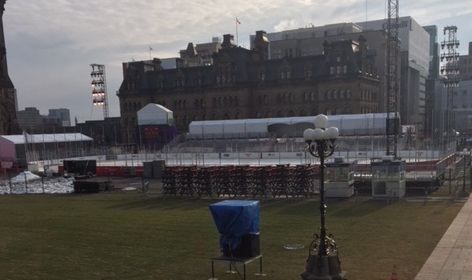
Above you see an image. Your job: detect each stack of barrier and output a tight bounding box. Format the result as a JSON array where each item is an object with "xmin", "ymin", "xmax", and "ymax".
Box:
[
  {"xmin": 194, "ymin": 167, "xmax": 214, "ymax": 197},
  {"xmin": 268, "ymin": 164, "xmax": 292, "ymax": 198},
  {"xmin": 176, "ymin": 166, "xmax": 197, "ymax": 197},
  {"xmin": 291, "ymin": 165, "xmax": 316, "ymax": 197},
  {"xmin": 161, "ymin": 164, "xmax": 318, "ymax": 198},
  {"xmin": 162, "ymin": 166, "xmax": 178, "ymax": 196}
]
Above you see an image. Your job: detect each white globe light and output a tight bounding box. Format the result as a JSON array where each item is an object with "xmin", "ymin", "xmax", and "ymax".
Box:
[
  {"xmin": 303, "ymin": 129, "xmax": 315, "ymax": 142},
  {"xmin": 314, "ymin": 114, "xmax": 328, "ymax": 129},
  {"xmin": 325, "ymin": 126, "xmax": 339, "ymax": 140},
  {"xmin": 313, "ymin": 128, "xmax": 324, "ymax": 140}
]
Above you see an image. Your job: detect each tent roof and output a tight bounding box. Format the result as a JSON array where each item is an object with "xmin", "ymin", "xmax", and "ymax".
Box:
[
  {"xmin": 1, "ymin": 133, "xmax": 93, "ymax": 145},
  {"xmin": 138, "ymin": 103, "xmax": 172, "ymax": 114}
]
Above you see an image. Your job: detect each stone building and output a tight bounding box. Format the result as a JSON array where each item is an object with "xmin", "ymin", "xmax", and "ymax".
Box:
[
  {"xmin": 117, "ymin": 32, "xmax": 381, "ymax": 144},
  {"xmin": 0, "ymin": 1, "xmax": 18, "ymax": 135}
]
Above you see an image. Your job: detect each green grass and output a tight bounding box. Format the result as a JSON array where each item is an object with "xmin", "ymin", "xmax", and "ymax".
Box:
[{"xmin": 0, "ymin": 193, "xmax": 462, "ymax": 280}]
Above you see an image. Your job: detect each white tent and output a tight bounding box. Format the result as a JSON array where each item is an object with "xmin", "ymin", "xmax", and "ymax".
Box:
[
  {"xmin": 188, "ymin": 113, "xmax": 398, "ymax": 138},
  {"xmin": 137, "ymin": 103, "xmax": 174, "ymax": 126}
]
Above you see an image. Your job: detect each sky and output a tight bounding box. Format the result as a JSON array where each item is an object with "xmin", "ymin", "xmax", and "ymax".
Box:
[{"xmin": 3, "ymin": 0, "xmax": 472, "ymax": 124}]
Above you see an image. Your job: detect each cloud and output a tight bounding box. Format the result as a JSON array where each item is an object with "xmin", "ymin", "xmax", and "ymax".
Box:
[{"xmin": 2, "ymin": 0, "xmax": 472, "ymax": 124}]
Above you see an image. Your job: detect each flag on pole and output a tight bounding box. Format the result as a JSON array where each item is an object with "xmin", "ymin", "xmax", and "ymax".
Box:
[
  {"xmin": 236, "ymin": 17, "xmax": 241, "ymax": 24},
  {"xmin": 149, "ymin": 46, "xmax": 153, "ymax": 51}
]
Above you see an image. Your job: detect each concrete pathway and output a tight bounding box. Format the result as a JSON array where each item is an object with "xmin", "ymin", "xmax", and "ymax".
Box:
[{"xmin": 415, "ymin": 197, "xmax": 472, "ymax": 280}]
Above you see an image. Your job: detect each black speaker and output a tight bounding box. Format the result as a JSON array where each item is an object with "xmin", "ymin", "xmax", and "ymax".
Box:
[{"xmin": 223, "ymin": 233, "xmax": 260, "ymax": 258}]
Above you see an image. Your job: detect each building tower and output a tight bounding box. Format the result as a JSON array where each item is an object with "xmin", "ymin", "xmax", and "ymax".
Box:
[
  {"xmin": 90, "ymin": 64, "xmax": 109, "ymax": 119},
  {"xmin": 440, "ymin": 26, "xmax": 460, "ymax": 143},
  {"xmin": 0, "ymin": 0, "xmax": 18, "ymax": 135},
  {"xmin": 386, "ymin": 0, "xmax": 400, "ymax": 158}
]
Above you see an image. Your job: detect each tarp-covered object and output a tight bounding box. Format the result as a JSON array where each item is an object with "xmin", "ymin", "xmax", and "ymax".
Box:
[{"xmin": 209, "ymin": 200, "xmax": 260, "ymax": 251}]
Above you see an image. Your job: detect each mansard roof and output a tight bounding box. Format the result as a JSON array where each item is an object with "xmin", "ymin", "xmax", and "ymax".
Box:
[{"xmin": 118, "ymin": 37, "xmax": 378, "ymax": 93}]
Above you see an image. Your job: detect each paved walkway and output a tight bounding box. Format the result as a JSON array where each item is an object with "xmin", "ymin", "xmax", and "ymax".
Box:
[{"xmin": 415, "ymin": 197, "xmax": 472, "ymax": 279}]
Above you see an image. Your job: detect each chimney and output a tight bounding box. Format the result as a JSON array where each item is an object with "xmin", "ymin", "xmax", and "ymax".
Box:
[
  {"xmin": 252, "ymin": 30, "xmax": 269, "ymax": 61},
  {"xmin": 221, "ymin": 34, "xmax": 237, "ymax": 49}
]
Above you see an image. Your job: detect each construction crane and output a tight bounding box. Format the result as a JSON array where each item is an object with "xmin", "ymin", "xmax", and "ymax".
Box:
[{"xmin": 385, "ymin": 0, "xmax": 400, "ymax": 158}]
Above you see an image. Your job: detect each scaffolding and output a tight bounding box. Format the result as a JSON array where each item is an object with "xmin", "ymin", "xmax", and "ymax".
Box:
[
  {"xmin": 385, "ymin": 0, "xmax": 400, "ymax": 158},
  {"xmin": 90, "ymin": 64, "xmax": 109, "ymax": 119}
]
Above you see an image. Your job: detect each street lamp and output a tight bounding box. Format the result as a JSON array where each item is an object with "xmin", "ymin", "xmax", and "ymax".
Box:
[{"xmin": 301, "ymin": 114, "xmax": 345, "ymax": 280}]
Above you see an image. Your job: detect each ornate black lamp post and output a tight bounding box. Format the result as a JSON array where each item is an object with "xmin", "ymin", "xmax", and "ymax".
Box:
[{"xmin": 301, "ymin": 114, "xmax": 345, "ymax": 280}]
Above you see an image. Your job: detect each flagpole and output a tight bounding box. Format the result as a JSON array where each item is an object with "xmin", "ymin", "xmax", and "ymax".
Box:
[{"xmin": 236, "ymin": 18, "xmax": 239, "ymax": 46}]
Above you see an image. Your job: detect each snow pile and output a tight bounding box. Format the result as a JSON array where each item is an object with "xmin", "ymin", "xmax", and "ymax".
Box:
[
  {"xmin": 0, "ymin": 172, "xmax": 75, "ymax": 195},
  {"xmin": 10, "ymin": 171, "xmax": 42, "ymax": 183}
]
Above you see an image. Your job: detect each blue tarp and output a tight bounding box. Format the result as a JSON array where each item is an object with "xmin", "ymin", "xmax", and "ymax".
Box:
[{"xmin": 209, "ymin": 200, "xmax": 260, "ymax": 251}]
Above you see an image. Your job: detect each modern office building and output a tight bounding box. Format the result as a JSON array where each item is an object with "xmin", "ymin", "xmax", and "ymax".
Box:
[
  {"xmin": 17, "ymin": 107, "xmax": 72, "ymax": 133},
  {"xmin": 452, "ymin": 42, "xmax": 472, "ymax": 136},
  {"xmin": 423, "ymin": 25, "xmax": 441, "ymax": 139},
  {"xmin": 48, "ymin": 108, "xmax": 71, "ymax": 127},
  {"xmin": 458, "ymin": 42, "xmax": 472, "ymax": 81},
  {"xmin": 255, "ymin": 17, "xmax": 431, "ymax": 138},
  {"xmin": 16, "ymin": 107, "xmax": 43, "ymax": 131}
]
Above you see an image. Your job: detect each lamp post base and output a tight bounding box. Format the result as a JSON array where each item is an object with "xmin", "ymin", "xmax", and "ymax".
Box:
[{"xmin": 301, "ymin": 254, "xmax": 346, "ymax": 280}]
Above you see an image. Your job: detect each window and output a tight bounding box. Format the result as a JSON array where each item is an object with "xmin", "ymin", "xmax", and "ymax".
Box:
[{"xmin": 304, "ymin": 68, "xmax": 312, "ymax": 78}]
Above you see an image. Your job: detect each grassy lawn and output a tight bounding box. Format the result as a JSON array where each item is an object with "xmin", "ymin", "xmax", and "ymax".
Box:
[{"xmin": 0, "ymin": 193, "xmax": 462, "ymax": 280}]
